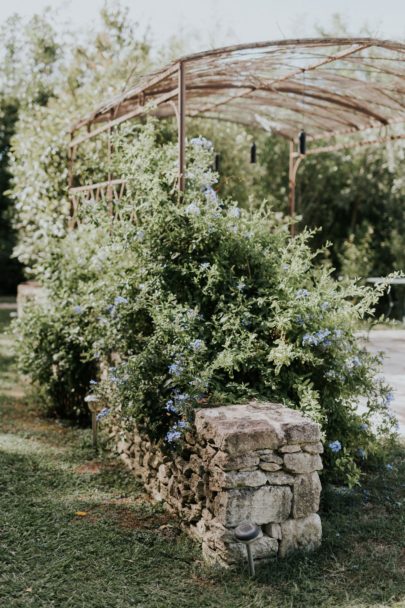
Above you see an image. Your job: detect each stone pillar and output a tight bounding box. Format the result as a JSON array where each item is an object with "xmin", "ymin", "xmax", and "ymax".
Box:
[{"xmin": 111, "ymin": 401, "xmax": 323, "ymax": 566}]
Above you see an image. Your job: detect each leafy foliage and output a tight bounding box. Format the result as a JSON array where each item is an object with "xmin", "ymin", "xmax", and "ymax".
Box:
[{"xmin": 15, "ymin": 120, "xmax": 398, "ymax": 484}]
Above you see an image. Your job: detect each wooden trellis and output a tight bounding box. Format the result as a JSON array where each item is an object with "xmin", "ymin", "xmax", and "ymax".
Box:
[{"xmin": 68, "ymin": 37, "xmax": 405, "ymax": 230}]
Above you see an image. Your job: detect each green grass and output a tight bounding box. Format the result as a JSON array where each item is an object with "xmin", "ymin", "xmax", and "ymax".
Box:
[{"xmin": 0, "ymin": 309, "xmax": 404, "ymax": 607}]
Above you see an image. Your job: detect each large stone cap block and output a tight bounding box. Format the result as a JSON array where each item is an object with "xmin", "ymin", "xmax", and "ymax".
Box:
[{"xmin": 195, "ymin": 402, "xmax": 320, "ymax": 455}]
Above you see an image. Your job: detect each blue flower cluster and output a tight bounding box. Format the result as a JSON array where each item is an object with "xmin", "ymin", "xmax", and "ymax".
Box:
[
  {"xmin": 114, "ymin": 295, "xmax": 128, "ymax": 305},
  {"xmin": 96, "ymin": 407, "xmax": 111, "ymax": 421},
  {"xmin": 295, "ymin": 289, "xmax": 309, "ymax": 299},
  {"xmin": 228, "ymin": 206, "xmax": 241, "ymax": 219},
  {"xmin": 328, "ymin": 440, "xmax": 342, "ymax": 453},
  {"xmin": 204, "ymin": 186, "xmax": 218, "ymax": 202},
  {"xmin": 73, "ymin": 305, "xmax": 83, "ymax": 315},
  {"xmin": 190, "ymin": 136, "xmax": 213, "ymax": 150},
  {"xmin": 165, "ymin": 419, "xmax": 189, "ymax": 443},
  {"xmin": 191, "ymin": 339, "xmax": 203, "ymax": 351},
  {"xmin": 302, "ymin": 328, "xmax": 331, "ymax": 347},
  {"xmin": 168, "ymin": 362, "xmax": 184, "ymax": 377}
]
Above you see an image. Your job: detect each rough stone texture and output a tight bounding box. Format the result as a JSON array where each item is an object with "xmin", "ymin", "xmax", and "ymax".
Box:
[
  {"xmin": 292, "ymin": 473, "xmax": 322, "ymax": 518},
  {"xmin": 279, "ymin": 514, "xmax": 322, "ymax": 557},
  {"xmin": 283, "ymin": 452, "xmax": 323, "ymax": 474},
  {"xmin": 107, "ymin": 400, "xmax": 323, "ymax": 566}
]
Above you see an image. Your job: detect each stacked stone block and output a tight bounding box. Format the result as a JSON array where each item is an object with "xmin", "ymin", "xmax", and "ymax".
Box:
[{"xmin": 111, "ymin": 401, "xmax": 323, "ymax": 566}]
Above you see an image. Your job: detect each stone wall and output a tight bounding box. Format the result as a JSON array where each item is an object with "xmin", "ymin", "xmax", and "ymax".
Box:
[{"xmin": 110, "ymin": 401, "xmax": 323, "ymax": 566}]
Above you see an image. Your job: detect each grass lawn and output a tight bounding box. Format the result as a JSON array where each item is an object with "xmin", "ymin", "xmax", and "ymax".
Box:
[{"xmin": 0, "ymin": 308, "xmax": 404, "ymax": 608}]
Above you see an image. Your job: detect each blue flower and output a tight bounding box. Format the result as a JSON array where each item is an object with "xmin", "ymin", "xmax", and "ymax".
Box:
[
  {"xmin": 204, "ymin": 186, "xmax": 218, "ymax": 202},
  {"xmin": 191, "ymin": 339, "xmax": 203, "ymax": 351},
  {"xmin": 237, "ymin": 281, "xmax": 246, "ymax": 291},
  {"xmin": 176, "ymin": 393, "xmax": 190, "ymax": 402},
  {"xmin": 114, "ymin": 296, "xmax": 128, "ymax": 305},
  {"xmin": 107, "ymin": 304, "xmax": 116, "ymax": 315},
  {"xmin": 328, "ymin": 440, "xmax": 342, "ymax": 453},
  {"xmin": 96, "ymin": 407, "xmax": 111, "ymax": 421},
  {"xmin": 295, "ymin": 289, "xmax": 309, "ymax": 299},
  {"xmin": 185, "ymin": 202, "xmax": 201, "ymax": 216},
  {"xmin": 136, "ymin": 229, "xmax": 145, "ymax": 241},
  {"xmin": 386, "ymin": 463, "xmax": 393, "ymax": 471},
  {"xmin": 165, "ymin": 429, "xmax": 182, "ymax": 443},
  {"xmin": 73, "ymin": 305, "xmax": 83, "ymax": 314},
  {"xmin": 321, "ymin": 301, "xmax": 329, "ymax": 311},
  {"xmin": 90, "ymin": 380, "xmax": 98, "ymax": 385},
  {"xmin": 176, "ymin": 420, "xmax": 188, "ymax": 429},
  {"xmin": 384, "ymin": 392, "xmax": 394, "ymax": 405},
  {"xmin": 359, "ymin": 423, "xmax": 369, "ymax": 431},
  {"xmin": 357, "ymin": 448, "xmax": 366, "ymax": 459},
  {"xmin": 302, "ymin": 328, "xmax": 331, "ymax": 347},
  {"xmin": 165, "ymin": 400, "xmax": 177, "ymax": 414},
  {"xmin": 168, "ymin": 362, "xmax": 183, "ymax": 376},
  {"xmin": 190, "ymin": 136, "xmax": 213, "ymax": 150},
  {"xmin": 347, "ymin": 356, "xmax": 361, "ymax": 369},
  {"xmin": 200, "ymin": 262, "xmax": 210, "ymax": 270}
]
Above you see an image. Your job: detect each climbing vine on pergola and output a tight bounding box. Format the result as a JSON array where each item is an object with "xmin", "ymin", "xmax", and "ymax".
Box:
[{"xmin": 68, "ymin": 37, "xmax": 405, "ymax": 232}]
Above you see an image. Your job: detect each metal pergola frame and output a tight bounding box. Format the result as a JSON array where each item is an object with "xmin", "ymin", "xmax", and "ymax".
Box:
[{"xmin": 67, "ymin": 37, "xmax": 405, "ymax": 231}]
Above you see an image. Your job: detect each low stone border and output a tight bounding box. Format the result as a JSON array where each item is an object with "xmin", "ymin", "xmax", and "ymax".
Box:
[{"xmin": 109, "ymin": 401, "xmax": 323, "ymax": 566}]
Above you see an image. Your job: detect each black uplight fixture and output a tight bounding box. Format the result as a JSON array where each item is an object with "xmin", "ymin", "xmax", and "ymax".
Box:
[
  {"xmin": 299, "ymin": 129, "xmax": 306, "ymax": 155},
  {"xmin": 250, "ymin": 142, "xmax": 257, "ymax": 163},
  {"xmin": 214, "ymin": 153, "xmax": 220, "ymax": 172}
]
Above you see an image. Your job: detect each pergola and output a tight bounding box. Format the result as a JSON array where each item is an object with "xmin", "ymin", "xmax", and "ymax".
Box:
[{"xmin": 68, "ymin": 37, "xmax": 405, "ymax": 231}]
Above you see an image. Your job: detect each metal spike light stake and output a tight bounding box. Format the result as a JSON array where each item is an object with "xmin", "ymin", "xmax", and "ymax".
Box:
[
  {"xmin": 234, "ymin": 522, "xmax": 261, "ymax": 577},
  {"xmin": 250, "ymin": 142, "xmax": 257, "ymax": 164},
  {"xmin": 85, "ymin": 394, "xmax": 99, "ymax": 450},
  {"xmin": 299, "ymin": 129, "xmax": 306, "ymax": 155},
  {"xmin": 214, "ymin": 153, "xmax": 220, "ymax": 172}
]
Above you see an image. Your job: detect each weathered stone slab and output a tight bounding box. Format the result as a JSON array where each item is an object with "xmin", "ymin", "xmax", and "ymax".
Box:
[
  {"xmin": 283, "ymin": 452, "xmax": 323, "ymax": 474},
  {"xmin": 279, "ymin": 514, "xmax": 322, "ymax": 557},
  {"xmin": 263, "ymin": 522, "xmax": 282, "ymax": 539},
  {"xmin": 195, "ymin": 402, "xmax": 321, "ymax": 455},
  {"xmin": 209, "ymin": 467, "xmax": 267, "ymax": 490},
  {"xmin": 292, "ymin": 473, "xmax": 322, "ymax": 518},
  {"xmin": 210, "ymin": 450, "xmax": 260, "ymax": 471},
  {"xmin": 259, "ymin": 462, "xmax": 282, "ymax": 472},
  {"xmin": 279, "ymin": 444, "xmax": 301, "ymax": 453},
  {"xmin": 260, "ymin": 453, "xmax": 283, "ymax": 464},
  {"xmin": 215, "ymin": 485, "xmax": 292, "ymax": 526},
  {"xmin": 265, "ymin": 471, "xmax": 296, "ymax": 485},
  {"xmin": 302, "ymin": 442, "xmax": 324, "ymax": 454}
]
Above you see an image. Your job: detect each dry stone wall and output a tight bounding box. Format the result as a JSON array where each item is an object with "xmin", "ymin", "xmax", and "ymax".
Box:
[{"xmin": 110, "ymin": 401, "xmax": 323, "ymax": 566}]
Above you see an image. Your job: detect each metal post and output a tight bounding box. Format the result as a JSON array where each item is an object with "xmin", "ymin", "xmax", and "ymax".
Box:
[
  {"xmin": 92, "ymin": 411, "xmax": 98, "ymax": 450},
  {"xmin": 178, "ymin": 61, "xmax": 186, "ymax": 195},
  {"xmin": 288, "ymin": 140, "xmax": 304, "ymax": 237},
  {"xmin": 246, "ymin": 544, "xmax": 255, "ymax": 577}
]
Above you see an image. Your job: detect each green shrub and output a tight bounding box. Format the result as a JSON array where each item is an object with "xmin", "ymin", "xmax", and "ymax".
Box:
[{"xmin": 15, "ymin": 120, "xmax": 398, "ymax": 485}]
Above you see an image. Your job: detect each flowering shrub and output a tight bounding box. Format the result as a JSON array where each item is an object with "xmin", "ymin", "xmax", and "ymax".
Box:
[{"xmin": 15, "ymin": 119, "xmax": 398, "ymax": 485}]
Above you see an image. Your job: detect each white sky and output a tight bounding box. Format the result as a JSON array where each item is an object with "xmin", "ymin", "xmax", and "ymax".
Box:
[{"xmin": 0, "ymin": 0, "xmax": 404, "ymax": 53}]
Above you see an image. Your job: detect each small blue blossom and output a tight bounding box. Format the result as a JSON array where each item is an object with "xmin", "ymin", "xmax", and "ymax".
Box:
[
  {"xmin": 114, "ymin": 296, "xmax": 128, "ymax": 305},
  {"xmin": 139, "ymin": 283, "xmax": 146, "ymax": 290},
  {"xmin": 328, "ymin": 440, "xmax": 342, "ymax": 453},
  {"xmin": 107, "ymin": 304, "xmax": 116, "ymax": 315},
  {"xmin": 237, "ymin": 281, "xmax": 246, "ymax": 291},
  {"xmin": 168, "ymin": 363, "xmax": 183, "ymax": 376},
  {"xmin": 295, "ymin": 289, "xmax": 309, "ymax": 299},
  {"xmin": 191, "ymin": 339, "xmax": 203, "ymax": 351},
  {"xmin": 386, "ymin": 463, "xmax": 393, "ymax": 471},
  {"xmin": 359, "ymin": 423, "xmax": 369, "ymax": 431},
  {"xmin": 176, "ymin": 393, "xmax": 190, "ymax": 402},
  {"xmin": 200, "ymin": 262, "xmax": 210, "ymax": 270},
  {"xmin": 357, "ymin": 448, "xmax": 366, "ymax": 459},
  {"xmin": 347, "ymin": 356, "xmax": 361, "ymax": 369},
  {"xmin": 228, "ymin": 206, "xmax": 241, "ymax": 218},
  {"xmin": 96, "ymin": 407, "xmax": 111, "ymax": 421},
  {"xmin": 321, "ymin": 301, "xmax": 329, "ymax": 311},
  {"xmin": 165, "ymin": 400, "xmax": 177, "ymax": 414},
  {"xmin": 90, "ymin": 380, "xmax": 98, "ymax": 385},
  {"xmin": 334, "ymin": 329, "xmax": 343, "ymax": 338},
  {"xmin": 136, "ymin": 229, "xmax": 145, "ymax": 241},
  {"xmin": 165, "ymin": 429, "xmax": 182, "ymax": 443},
  {"xmin": 185, "ymin": 202, "xmax": 201, "ymax": 216},
  {"xmin": 73, "ymin": 305, "xmax": 83, "ymax": 314},
  {"xmin": 204, "ymin": 186, "xmax": 218, "ymax": 202},
  {"xmin": 282, "ymin": 264, "xmax": 289, "ymax": 270},
  {"xmin": 176, "ymin": 420, "xmax": 188, "ymax": 429},
  {"xmin": 384, "ymin": 392, "xmax": 394, "ymax": 405},
  {"xmin": 190, "ymin": 136, "xmax": 213, "ymax": 150}
]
